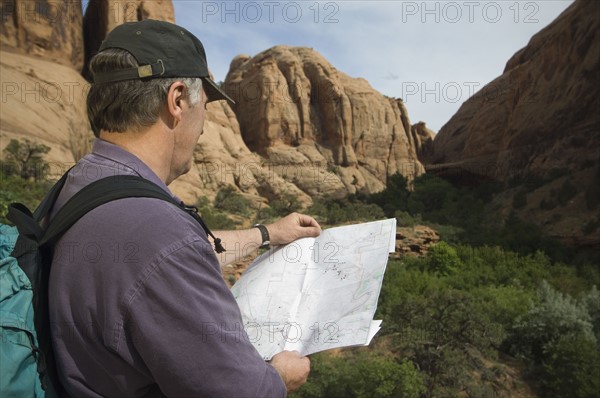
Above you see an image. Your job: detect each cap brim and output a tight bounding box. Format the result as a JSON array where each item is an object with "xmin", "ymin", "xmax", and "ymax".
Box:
[{"xmin": 202, "ymin": 77, "xmax": 235, "ymax": 105}]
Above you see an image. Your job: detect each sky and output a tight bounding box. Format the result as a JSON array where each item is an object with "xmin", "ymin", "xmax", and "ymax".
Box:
[{"xmin": 86, "ymin": 0, "xmax": 575, "ymax": 132}]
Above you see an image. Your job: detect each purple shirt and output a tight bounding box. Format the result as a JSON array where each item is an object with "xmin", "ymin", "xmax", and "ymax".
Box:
[{"xmin": 48, "ymin": 139, "xmax": 286, "ymax": 397}]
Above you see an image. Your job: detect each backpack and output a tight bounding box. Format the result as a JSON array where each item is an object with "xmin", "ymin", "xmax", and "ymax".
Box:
[{"xmin": 1, "ymin": 171, "xmax": 224, "ymax": 397}]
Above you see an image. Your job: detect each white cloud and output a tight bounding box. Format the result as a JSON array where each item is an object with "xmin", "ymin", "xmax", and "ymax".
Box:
[{"xmin": 170, "ymin": 0, "xmax": 574, "ymax": 131}]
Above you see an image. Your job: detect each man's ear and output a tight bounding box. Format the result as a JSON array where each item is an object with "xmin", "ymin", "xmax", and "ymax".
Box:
[{"xmin": 166, "ymin": 81, "xmax": 186, "ymax": 123}]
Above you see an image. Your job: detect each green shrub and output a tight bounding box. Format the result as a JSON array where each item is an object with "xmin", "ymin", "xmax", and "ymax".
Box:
[
  {"xmin": 214, "ymin": 185, "xmax": 251, "ymax": 216},
  {"xmin": 407, "ymin": 174, "xmax": 457, "ymax": 223},
  {"xmin": 394, "ymin": 210, "xmax": 420, "ymax": 227},
  {"xmin": 292, "ymin": 351, "xmax": 425, "ymax": 398},
  {"xmin": 195, "ymin": 196, "xmax": 237, "ymax": 230},
  {"xmin": 3, "ymin": 138, "xmax": 50, "ymax": 180},
  {"xmin": 308, "ymin": 197, "xmax": 384, "ymax": 225},
  {"xmin": 508, "ymin": 281, "xmax": 595, "ymax": 364},
  {"xmin": 0, "ymin": 171, "xmax": 53, "ymax": 224},
  {"xmin": 369, "ymin": 173, "xmax": 409, "ymax": 217},
  {"xmin": 426, "ymin": 242, "xmax": 462, "ymax": 276},
  {"xmin": 539, "ymin": 332, "xmax": 600, "ymax": 398},
  {"xmin": 471, "ymin": 285, "xmax": 534, "ymax": 329},
  {"xmin": 581, "ymin": 286, "xmax": 600, "ymax": 340}
]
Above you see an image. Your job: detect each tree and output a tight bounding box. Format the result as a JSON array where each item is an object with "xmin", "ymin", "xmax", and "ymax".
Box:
[
  {"xmin": 3, "ymin": 138, "xmax": 50, "ymax": 180},
  {"xmin": 369, "ymin": 173, "xmax": 409, "ymax": 217}
]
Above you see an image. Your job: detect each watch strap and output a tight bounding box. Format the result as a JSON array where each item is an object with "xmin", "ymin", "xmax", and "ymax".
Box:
[{"xmin": 252, "ymin": 224, "xmax": 270, "ymax": 249}]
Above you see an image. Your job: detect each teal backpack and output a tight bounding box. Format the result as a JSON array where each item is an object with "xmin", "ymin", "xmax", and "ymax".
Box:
[
  {"xmin": 0, "ymin": 223, "xmax": 45, "ymax": 397},
  {"xmin": 1, "ymin": 171, "xmax": 224, "ymax": 397}
]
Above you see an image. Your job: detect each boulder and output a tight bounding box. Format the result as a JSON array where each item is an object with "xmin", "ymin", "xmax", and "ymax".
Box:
[
  {"xmin": 0, "ymin": 0, "xmax": 84, "ymax": 70},
  {"xmin": 223, "ymin": 45, "xmax": 425, "ymax": 198}
]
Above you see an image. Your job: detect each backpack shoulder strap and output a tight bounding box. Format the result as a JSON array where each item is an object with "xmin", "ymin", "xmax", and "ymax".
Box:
[
  {"xmin": 33, "ymin": 167, "xmax": 76, "ymax": 221},
  {"xmin": 42, "ymin": 174, "xmax": 225, "ymax": 253},
  {"xmin": 40, "ymin": 175, "xmax": 179, "ymax": 246},
  {"xmin": 7, "ymin": 166, "xmax": 76, "ymax": 242}
]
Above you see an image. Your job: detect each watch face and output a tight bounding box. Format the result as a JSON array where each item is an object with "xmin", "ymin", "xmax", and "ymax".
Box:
[
  {"xmin": 260, "ymin": 240, "xmax": 270, "ymax": 249},
  {"xmin": 254, "ymin": 224, "xmax": 270, "ymax": 247}
]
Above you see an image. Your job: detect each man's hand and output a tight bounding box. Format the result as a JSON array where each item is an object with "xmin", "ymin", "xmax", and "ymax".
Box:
[
  {"xmin": 270, "ymin": 351, "xmax": 311, "ymax": 392},
  {"xmin": 266, "ymin": 213, "xmax": 321, "ymax": 246}
]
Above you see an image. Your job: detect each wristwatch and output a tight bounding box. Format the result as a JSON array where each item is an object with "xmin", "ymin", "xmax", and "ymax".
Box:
[{"xmin": 252, "ymin": 224, "xmax": 270, "ymax": 249}]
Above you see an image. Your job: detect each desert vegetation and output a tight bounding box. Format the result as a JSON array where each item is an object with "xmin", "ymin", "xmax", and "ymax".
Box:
[{"xmin": 2, "ymin": 142, "xmax": 599, "ymax": 397}]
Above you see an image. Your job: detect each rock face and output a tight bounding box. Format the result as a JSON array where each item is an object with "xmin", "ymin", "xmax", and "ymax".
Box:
[
  {"xmin": 429, "ymin": 0, "xmax": 599, "ymax": 177},
  {"xmin": 395, "ymin": 225, "xmax": 440, "ymax": 257},
  {"xmin": 1, "ymin": 0, "xmax": 430, "ymax": 215},
  {"xmin": 0, "ymin": 50, "xmax": 92, "ymax": 168},
  {"xmin": 169, "ymin": 100, "xmax": 311, "ymax": 206},
  {"xmin": 0, "ymin": 0, "xmax": 84, "ymax": 70},
  {"xmin": 223, "ymin": 46, "xmax": 425, "ymax": 198},
  {"xmin": 0, "ymin": 0, "xmax": 92, "ymax": 167},
  {"xmin": 410, "ymin": 122, "xmax": 435, "ymax": 163},
  {"xmin": 428, "ymin": 0, "xmax": 600, "ymax": 247},
  {"xmin": 82, "ymin": 0, "xmax": 175, "ymax": 77}
]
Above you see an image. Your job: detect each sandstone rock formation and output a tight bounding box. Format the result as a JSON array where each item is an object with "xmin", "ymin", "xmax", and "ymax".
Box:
[
  {"xmin": 410, "ymin": 122, "xmax": 435, "ymax": 163},
  {"xmin": 394, "ymin": 225, "xmax": 440, "ymax": 257},
  {"xmin": 1, "ymin": 0, "xmax": 430, "ymax": 213},
  {"xmin": 170, "ymin": 100, "xmax": 311, "ymax": 206},
  {"xmin": 0, "ymin": 0, "xmax": 84, "ymax": 70},
  {"xmin": 428, "ymin": 0, "xmax": 600, "ymax": 247},
  {"xmin": 0, "ymin": 1, "xmax": 92, "ymax": 167},
  {"xmin": 223, "ymin": 46, "xmax": 425, "ymax": 198},
  {"xmin": 83, "ymin": 0, "xmax": 175, "ymax": 77},
  {"xmin": 429, "ymin": 0, "xmax": 599, "ymax": 178},
  {"xmin": 0, "ymin": 51, "xmax": 91, "ymax": 167}
]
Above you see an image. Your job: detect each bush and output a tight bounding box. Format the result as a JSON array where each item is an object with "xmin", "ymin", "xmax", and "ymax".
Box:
[
  {"xmin": 214, "ymin": 185, "xmax": 251, "ymax": 216},
  {"xmin": 292, "ymin": 351, "xmax": 425, "ymax": 398},
  {"xmin": 425, "ymin": 242, "xmax": 462, "ymax": 276},
  {"xmin": 581, "ymin": 286, "xmax": 600, "ymax": 340},
  {"xmin": 269, "ymin": 193, "xmax": 304, "ymax": 218},
  {"xmin": 407, "ymin": 174, "xmax": 457, "ymax": 223},
  {"xmin": 3, "ymin": 138, "xmax": 50, "ymax": 180},
  {"xmin": 369, "ymin": 173, "xmax": 409, "ymax": 217},
  {"xmin": 539, "ymin": 332, "xmax": 600, "ymax": 398},
  {"xmin": 508, "ymin": 281, "xmax": 595, "ymax": 364},
  {"xmin": 309, "ymin": 197, "xmax": 384, "ymax": 225},
  {"xmin": 195, "ymin": 196, "xmax": 237, "ymax": 230},
  {"xmin": 471, "ymin": 285, "xmax": 534, "ymax": 329},
  {"xmin": 394, "ymin": 210, "xmax": 419, "ymax": 227},
  {"xmin": 0, "ymin": 170, "xmax": 53, "ymax": 224}
]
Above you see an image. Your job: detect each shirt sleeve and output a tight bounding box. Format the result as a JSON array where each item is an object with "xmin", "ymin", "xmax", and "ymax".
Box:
[{"xmin": 121, "ymin": 235, "xmax": 286, "ymax": 397}]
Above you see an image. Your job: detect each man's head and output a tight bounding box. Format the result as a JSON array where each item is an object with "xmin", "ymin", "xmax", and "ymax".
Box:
[{"xmin": 86, "ymin": 19, "xmax": 233, "ymax": 136}]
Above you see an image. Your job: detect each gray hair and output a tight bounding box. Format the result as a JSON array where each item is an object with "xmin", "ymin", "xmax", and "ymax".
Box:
[{"xmin": 87, "ymin": 48, "xmax": 202, "ymax": 136}]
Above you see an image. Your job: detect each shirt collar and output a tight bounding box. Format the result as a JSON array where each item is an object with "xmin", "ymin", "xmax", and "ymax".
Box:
[{"xmin": 91, "ymin": 138, "xmax": 176, "ymax": 198}]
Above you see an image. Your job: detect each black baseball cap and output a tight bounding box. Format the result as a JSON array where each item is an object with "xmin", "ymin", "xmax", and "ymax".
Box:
[{"xmin": 94, "ymin": 19, "xmax": 234, "ymax": 105}]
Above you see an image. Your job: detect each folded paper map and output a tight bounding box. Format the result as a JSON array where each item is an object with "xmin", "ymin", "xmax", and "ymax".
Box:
[{"xmin": 231, "ymin": 218, "xmax": 396, "ymax": 360}]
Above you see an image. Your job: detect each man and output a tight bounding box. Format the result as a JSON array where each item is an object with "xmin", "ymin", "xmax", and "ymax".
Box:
[{"xmin": 48, "ymin": 19, "xmax": 319, "ymax": 397}]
